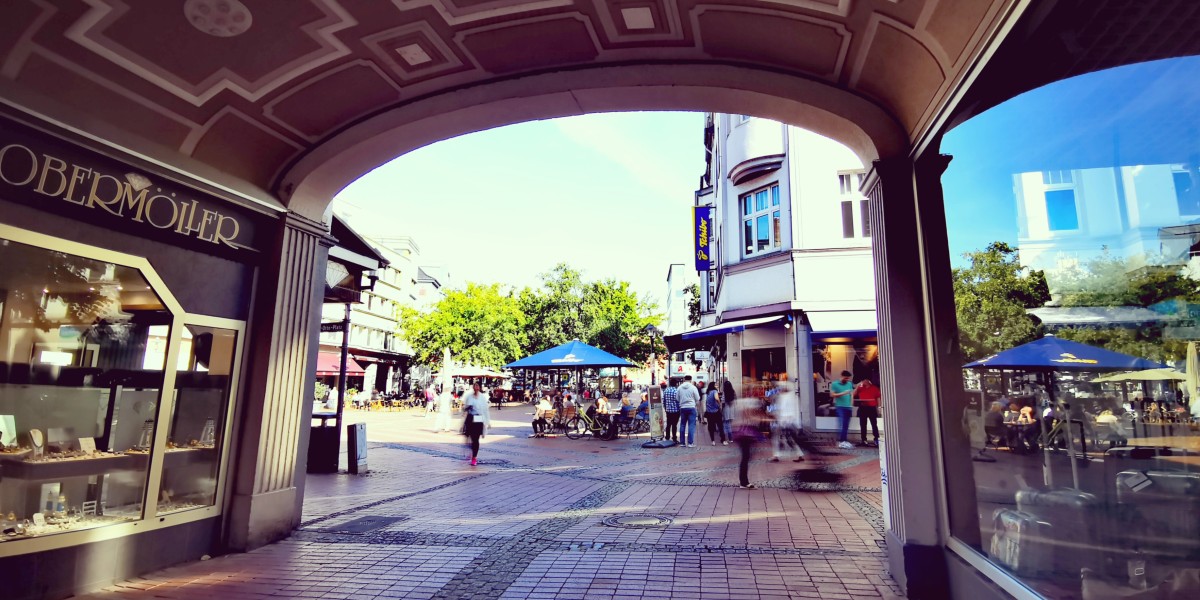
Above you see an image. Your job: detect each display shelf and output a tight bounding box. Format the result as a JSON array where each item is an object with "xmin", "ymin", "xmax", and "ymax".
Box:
[
  {"xmin": 0, "ymin": 453, "xmax": 142, "ymax": 479},
  {"xmin": 162, "ymin": 446, "xmax": 217, "ymax": 467}
]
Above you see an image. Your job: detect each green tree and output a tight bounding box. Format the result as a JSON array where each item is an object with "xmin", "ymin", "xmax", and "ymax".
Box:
[
  {"xmin": 398, "ymin": 283, "xmax": 527, "ymax": 369},
  {"xmin": 952, "ymin": 242, "xmax": 1051, "ymax": 361},
  {"xmin": 684, "ymin": 283, "xmax": 700, "ymax": 327},
  {"xmin": 518, "ymin": 264, "xmax": 589, "ymax": 353},
  {"xmin": 1055, "ymin": 251, "xmax": 1197, "ymax": 308}
]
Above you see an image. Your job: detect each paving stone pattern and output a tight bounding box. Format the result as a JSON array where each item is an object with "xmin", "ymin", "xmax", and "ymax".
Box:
[{"xmin": 75, "ymin": 409, "xmax": 901, "ymax": 599}]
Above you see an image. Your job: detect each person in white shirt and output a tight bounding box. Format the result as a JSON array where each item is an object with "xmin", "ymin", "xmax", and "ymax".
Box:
[
  {"xmin": 533, "ymin": 395, "xmax": 553, "ymax": 437},
  {"xmin": 770, "ymin": 381, "xmax": 804, "ymax": 462},
  {"xmin": 676, "ymin": 375, "xmax": 702, "ymax": 447},
  {"xmin": 460, "ymin": 382, "xmax": 492, "ymax": 466}
]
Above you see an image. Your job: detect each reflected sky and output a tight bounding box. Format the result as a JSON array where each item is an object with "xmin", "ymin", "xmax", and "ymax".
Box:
[{"xmin": 942, "ymin": 55, "xmax": 1200, "ymax": 264}]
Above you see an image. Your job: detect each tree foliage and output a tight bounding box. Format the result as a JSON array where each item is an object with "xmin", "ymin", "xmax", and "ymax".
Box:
[
  {"xmin": 399, "ymin": 263, "xmax": 665, "ymax": 369},
  {"xmin": 398, "ymin": 283, "xmax": 527, "ymax": 369},
  {"xmin": 952, "ymin": 242, "xmax": 1051, "ymax": 361},
  {"xmin": 684, "ymin": 283, "xmax": 700, "ymax": 327},
  {"xmin": 1054, "ymin": 251, "xmax": 1198, "ymax": 308}
]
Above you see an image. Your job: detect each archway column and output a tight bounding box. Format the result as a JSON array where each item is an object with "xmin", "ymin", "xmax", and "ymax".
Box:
[
  {"xmin": 865, "ymin": 155, "xmax": 950, "ymax": 598},
  {"xmin": 226, "ymin": 211, "xmax": 333, "ymax": 550}
]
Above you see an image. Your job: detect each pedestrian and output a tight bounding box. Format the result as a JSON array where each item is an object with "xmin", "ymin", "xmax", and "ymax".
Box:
[
  {"xmin": 533, "ymin": 394, "xmax": 553, "ymax": 437},
  {"xmin": 677, "ymin": 375, "xmax": 701, "ymax": 447},
  {"xmin": 424, "ymin": 384, "xmax": 436, "ymax": 415},
  {"xmin": 854, "ymin": 378, "xmax": 882, "ymax": 446},
  {"xmin": 661, "ymin": 379, "xmax": 680, "ymax": 444},
  {"xmin": 433, "ymin": 384, "xmax": 454, "ymax": 433},
  {"xmin": 770, "ymin": 380, "xmax": 804, "ymax": 462},
  {"xmin": 703, "ymin": 381, "xmax": 726, "ymax": 446},
  {"xmin": 732, "ymin": 395, "xmax": 771, "ymax": 489},
  {"xmin": 721, "ymin": 379, "xmax": 737, "ymax": 442},
  {"xmin": 460, "ymin": 382, "xmax": 491, "ymax": 466},
  {"xmin": 830, "ymin": 370, "xmax": 855, "ymax": 449}
]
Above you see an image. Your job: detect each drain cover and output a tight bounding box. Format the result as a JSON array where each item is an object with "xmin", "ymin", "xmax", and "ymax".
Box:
[
  {"xmin": 602, "ymin": 514, "xmax": 673, "ymax": 529},
  {"xmin": 325, "ymin": 515, "xmax": 407, "ymax": 533}
]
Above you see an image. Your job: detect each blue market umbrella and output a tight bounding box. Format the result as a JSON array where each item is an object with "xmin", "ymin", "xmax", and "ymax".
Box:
[
  {"xmin": 964, "ymin": 335, "xmax": 1164, "ymax": 489},
  {"xmin": 506, "ymin": 339, "xmax": 635, "ymax": 369},
  {"xmin": 964, "ymin": 335, "xmax": 1165, "ymax": 371}
]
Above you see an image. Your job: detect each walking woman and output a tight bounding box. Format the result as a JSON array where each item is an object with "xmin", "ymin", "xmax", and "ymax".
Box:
[
  {"xmin": 732, "ymin": 395, "xmax": 771, "ymax": 489},
  {"xmin": 721, "ymin": 379, "xmax": 737, "ymax": 442},
  {"xmin": 704, "ymin": 381, "xmax": 727, "ymax": 446},
  {"xmin": 460, "ymin": 382, "xmax": 492, "ymax": 466}
]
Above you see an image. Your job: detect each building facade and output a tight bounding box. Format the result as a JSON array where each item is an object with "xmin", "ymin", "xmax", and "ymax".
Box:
[{"xmin": 672, "ymin": 115, "xmax": 878, "ymax": 431}]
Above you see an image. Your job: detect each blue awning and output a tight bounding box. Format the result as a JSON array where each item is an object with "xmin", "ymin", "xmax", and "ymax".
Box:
[
  {"xmin": 680, "ymin": 315, "xmax": 787, "ymax": 340},
  {"xmin": 964, "ymin": 335, "xmax": 1166, "ymax": 371}
]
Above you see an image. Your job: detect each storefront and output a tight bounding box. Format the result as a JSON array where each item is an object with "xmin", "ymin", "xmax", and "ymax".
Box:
[{"xmin": 0, "ymin": 113, "xmax": 276, "ymax": 598}]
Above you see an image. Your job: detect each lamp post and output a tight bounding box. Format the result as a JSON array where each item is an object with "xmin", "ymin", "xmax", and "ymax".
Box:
[{"xmin": 645, "ymin": 324, "xmax": 662, "ymax": 385}]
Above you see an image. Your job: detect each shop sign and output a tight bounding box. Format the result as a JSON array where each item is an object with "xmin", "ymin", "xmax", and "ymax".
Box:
[
  {"xmin": 0, "ymin": 118, "xmax": 263, "ymax": 257},
  {"xmin": 320, "ymin": 322, "xmax": 347, "ymax": 333},
  {"xmin": 693, "ymin": 206, "xmax": 713, "ymax": 271}
]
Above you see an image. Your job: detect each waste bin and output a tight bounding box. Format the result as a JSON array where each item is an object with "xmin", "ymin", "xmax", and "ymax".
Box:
[{"xmin": 307, "ymin": 412, "xmax": 339, "ymax": 473}]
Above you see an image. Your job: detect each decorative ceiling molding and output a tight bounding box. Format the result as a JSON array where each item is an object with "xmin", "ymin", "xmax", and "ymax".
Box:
[
  {"xmin": 0, "ymin": 0, "xmax": 57, "ymax": 79},
  {"xmin": 691, "ymin": 4, "xmax": 851, "ymax": 80},
  {"xmin": 65, "ymin": 0, "xmax": 358, "ymax": 107},
  {"xmin": 362, "ymin": 20, "xmax": 473, "ymax": 83},
  {"xmin": 756, "ymin": 0, "xmax": 851, "ymax": 18},
  {"xmin": 263, "ymin": 60, "xmax": 404, "ymax": 142},
  {"xmin": 391, "ymin": 0, "xmax": 575, "ymax": 26},
  {"xmin": 590, "ymin": 0, "xmax": 686, "ymax": 43}
]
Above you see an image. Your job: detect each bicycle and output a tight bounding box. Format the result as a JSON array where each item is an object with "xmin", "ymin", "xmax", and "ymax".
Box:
[{"xmin": 566, "ymin": 409, "xmax": 607, "ymax": 440}]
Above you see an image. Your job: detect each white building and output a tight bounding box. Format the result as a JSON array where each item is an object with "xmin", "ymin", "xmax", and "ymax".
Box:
[
  {"xmin": 318, "ymin": 228, "xmax": 447, "ymax": 396},
  {"xmin": 1016, "ymin": 165, "xmax": 1198, "ymax": 282},
  {"xmin": 669, "ymin": 114, "xmax": 879, "ymax": 430}
]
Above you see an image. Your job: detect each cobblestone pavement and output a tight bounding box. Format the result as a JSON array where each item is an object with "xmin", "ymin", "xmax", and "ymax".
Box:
[{"xmin": 76, "ymin": 407, "xmax": 899, "ymax": 599}]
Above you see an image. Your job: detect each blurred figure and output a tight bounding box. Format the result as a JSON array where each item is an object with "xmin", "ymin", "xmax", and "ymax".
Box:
[
  {"xmin": 770, "ymin": 381, "xmax": 804, "ymax": 462},
  {"xmin": 732, "ymin": 395, "xmax": 771, "ymax": 489},
  {"xmin": 460, "ymin": 382, "xmax": 491, "ymax": 466},
  {"xmin": 434, "ymin": 385, "xmax": 454, "ymax": 432},
  {"xmin": 721, "ymin": 379, "xmax": 737, "ymax": 442}
]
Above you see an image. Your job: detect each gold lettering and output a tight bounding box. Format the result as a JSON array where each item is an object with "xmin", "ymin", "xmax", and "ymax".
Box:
[
  {"xmin": 0, "ymin": 144, "xmax": 38, "ymax": 185},
  {"xmin": 87, "ymin": 173, "xmax": 124, "ymax": 214},
  {"xmin": 63, "ymin": 164, "xmax": 92, "ymax": 205},
  {"xmin": 122, "ymin": 184, "xmax": 149, "ymax": 219},
  {"xmin": 214, "ymin": 214, "xmax": 240, "ymax": 248},
  {"xmin": 35, "ymin": 153, "xmax": 69, "ymax": 198},
  {"xmin": 143, "ymin": 193, "xmax": 180, "ymax": 229},
  {"xmin": 196, "ymin": 209, "xmax": 220, "ymax": 242},
  {"xmin": 175, "ymin": 199, "xmax": 199, "ymax": 234}
]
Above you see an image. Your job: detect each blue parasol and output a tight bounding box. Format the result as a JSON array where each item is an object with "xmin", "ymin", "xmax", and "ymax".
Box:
[{"xmin": 964, "ymin": 335, "xmax": 1165, "ymax": 371}]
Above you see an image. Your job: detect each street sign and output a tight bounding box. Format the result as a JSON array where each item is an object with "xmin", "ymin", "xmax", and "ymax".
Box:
[{"xmin": 320, "ymin": 322, "xmax": 346, "ymax": 333}]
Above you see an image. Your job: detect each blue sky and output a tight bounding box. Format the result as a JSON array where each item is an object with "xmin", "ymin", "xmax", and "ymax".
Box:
[{"xmin": 334, "ymin": 111, "xmax": 703, "ymax": 308}]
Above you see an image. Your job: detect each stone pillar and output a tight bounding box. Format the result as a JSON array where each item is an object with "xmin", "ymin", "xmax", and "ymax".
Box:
[
  {"xmin": 865, "ymin": 156, "xmax": 949, "ymax": 598},
  {"xmin": 226, "ymin": 211, "xmax": 333, "ymax": 550}
]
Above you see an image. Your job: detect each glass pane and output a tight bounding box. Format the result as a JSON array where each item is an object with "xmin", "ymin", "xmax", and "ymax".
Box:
[
  {"xmin": 0, "ymin": 238, "xmax": 170, "ymax": 539},
  {"xmin": 940, "ymin": 55, "xmax": 1200, "ymax": 598},
  {"xmin": 756, "ymin": 215, "xmax": 769, "ymax": 250},
  {"xmin": 860, "ymin": 200, "xmax": 871, "ymax": 238},
  {"xmin": 157, "ymin": 325, "xmax": 236, "ymax": 515},
  {"xmin": 742, "ymin": 195, "xmax": 751, "ymax": 216},
  {"xmin": 744, "ymin": 219, "xmax": 754, "ymax": 255},
  {"xmin": 772, "ymin": 185, "xmax": 780, "ymax": 206},
  {"xmin": 1045, "ymin": 189, "xmax": 1079, "ymax": 231},
  {"xmin": 756, "ymin": 190, "xmax": 769, "ymax": 212},
  {"xmin": 841, "ymin": 201, "xmax": 855, "ymax": 238},
  {"xmin": 772, "ymin": 211, "xmax": 782, "ymax": 249}
]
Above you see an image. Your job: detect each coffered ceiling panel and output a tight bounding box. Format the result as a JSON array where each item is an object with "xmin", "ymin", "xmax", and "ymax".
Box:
[{"xmin": 0, "ymin": 0, "xmax": 1019, "ymax": 205}]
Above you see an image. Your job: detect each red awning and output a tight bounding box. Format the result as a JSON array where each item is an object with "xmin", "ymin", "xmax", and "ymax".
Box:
[{"xmin": 316, "ymin": 352, "xmax": 366, "ymax": 376}]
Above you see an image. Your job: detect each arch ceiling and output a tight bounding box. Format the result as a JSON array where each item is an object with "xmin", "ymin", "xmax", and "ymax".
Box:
[{"xmin": 0, "ymin": 0, "xmax": 1018, "ymax": 217}]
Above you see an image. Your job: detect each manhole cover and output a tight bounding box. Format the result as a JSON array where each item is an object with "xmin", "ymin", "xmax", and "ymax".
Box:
[
  {"xmin": 602, "ymin": 514, "xmax": 673, "ymax": 529},
  {"xmin": 325, "ymin": 515, "xmax": 407, "ymax": 533}
]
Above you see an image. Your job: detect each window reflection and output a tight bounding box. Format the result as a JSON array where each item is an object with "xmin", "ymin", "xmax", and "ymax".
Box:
[{"xmin": 942, "ymin": 56, "xmax": 1200, "ymax": 598}]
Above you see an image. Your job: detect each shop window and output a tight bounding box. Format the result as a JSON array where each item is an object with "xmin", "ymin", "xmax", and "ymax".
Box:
[
  {"xmin": 157, "ymin": 324, "xmax": 237, "ymax": 515},
  {"xmin": 741, "ymin": 184, "xmax": 782, "ymax": 256},
  {"xmin": 0, "ymin": 237, "xmax": 171, "ymax": 539},
  {"xmin": 940, "ymin": 56, "xmax": 1200, "ymax": 598}
]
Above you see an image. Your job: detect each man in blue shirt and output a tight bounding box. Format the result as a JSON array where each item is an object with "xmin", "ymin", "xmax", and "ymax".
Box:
[
  {"xmin": 830, "ymin": 370, "xmax": 855, "ymax": 449},
  {"xmin": 661, "ymin": 379, "xmax": 680, "ymax": 443}
]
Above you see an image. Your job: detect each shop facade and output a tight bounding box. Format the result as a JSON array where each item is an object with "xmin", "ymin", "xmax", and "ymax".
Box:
[{"xmin": 0, "ymin": 111, "xmax": 316, "ymax": 599}]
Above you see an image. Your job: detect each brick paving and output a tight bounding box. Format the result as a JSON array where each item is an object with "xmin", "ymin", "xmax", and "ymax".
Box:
[{"xmin": 74, "ymin": 406, "xmax": 901, "ymax": 599}]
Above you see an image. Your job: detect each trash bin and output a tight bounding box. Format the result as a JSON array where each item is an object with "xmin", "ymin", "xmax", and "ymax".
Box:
[{"xmin": 307, "ymin": 412, "xmax": 339, "ymax": 473}]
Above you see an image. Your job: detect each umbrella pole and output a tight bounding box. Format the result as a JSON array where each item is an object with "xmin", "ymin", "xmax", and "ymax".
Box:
[
  {"xmin": 1039, "ymin": 372, "xmax": 1054, "ymax": 488},
  {"xmin": 1048, "ymin": 374, "xmax": 1081, "ymax": 490}
]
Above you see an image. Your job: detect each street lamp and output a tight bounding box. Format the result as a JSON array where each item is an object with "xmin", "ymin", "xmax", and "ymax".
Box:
[{"xmin": 645, "ymin": 324, "xmax": 662, "ymax": 385}]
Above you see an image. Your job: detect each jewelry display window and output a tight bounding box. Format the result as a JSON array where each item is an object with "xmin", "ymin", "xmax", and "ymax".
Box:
[{"xmin": 0, "ymin": 229, "xmax": 243, "ymax": 550}]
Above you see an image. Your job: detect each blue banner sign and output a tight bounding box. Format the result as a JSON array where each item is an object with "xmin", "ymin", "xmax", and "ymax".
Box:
[{"xmin": 694, "ymin": 206, "xmax": 713, "ymax": 271}]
